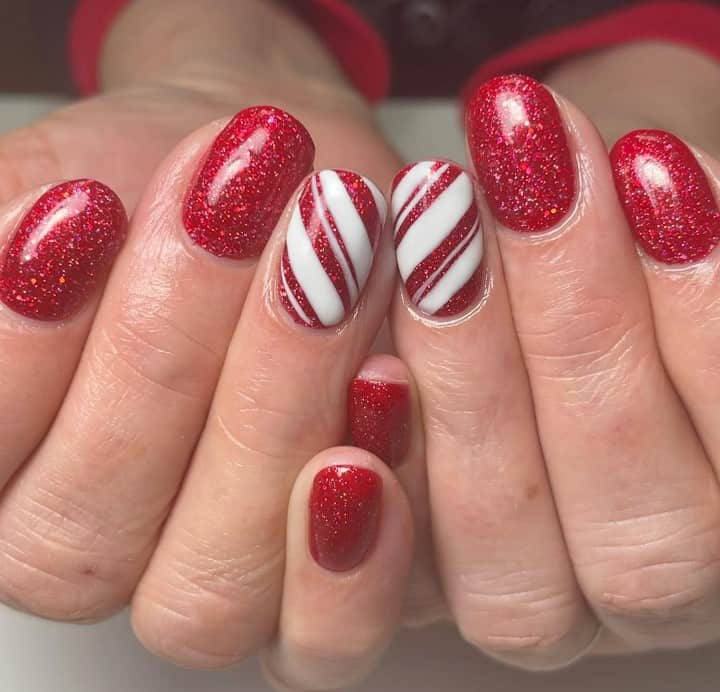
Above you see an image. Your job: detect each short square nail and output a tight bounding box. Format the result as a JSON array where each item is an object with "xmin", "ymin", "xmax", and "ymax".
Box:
[
  {"xmin": 348, "ymin": 378, "xmax": 411, "ymax": 468},
  {"xmin": 309, "ymin": 465, "xmax": 382, "ymax": 572},
  {"xmin": 466, "ymin": 74, "xmax": 575, "ymax": 233},
  {"xmin": 391, "ymin": 160, "xmax": 484, "ymax": 317},
  {"xmin": 279, "ymin": 169, "xmax": 386, "ymax": 328},
  {"xmin": 0, "ymin": 179, "xmax": 127, "ymax": 321},
  {"xmin": 183, "ymin": 105, "xmax": 314, "ymax": 259},
  {"xmin": 611, "ymin": 129, "xmax": 720, "ymax": 264}
]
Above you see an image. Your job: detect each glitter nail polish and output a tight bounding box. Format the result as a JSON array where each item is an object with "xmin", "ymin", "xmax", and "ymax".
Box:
[
  {"xmin": 0, "ymin": 179, "xmax": 127, "ymax": 321},
  {"xmin": 183, "ymin": 105, "xmax": 314, "ymax": 259},
  {"xmin": 610, "ymin": 129, "xmax": 720, "ymax": 264},
  {"xmin": 391, "ymin": 160, "xmax": 484, "ymax": 317},
  {"xmin": 279, "ymin": 169, "xmax": 386, "ymax": 328},
  {"xmin": 348, "ymin": 378, "xmax": 411, "ymax": 468},
  {"xmin": 466, "ymin": 74, "xmax": 575, "ymax": 233},
  {"xmin": 309, "ymin": 465, "xmax": 382, "ymax": 572}
]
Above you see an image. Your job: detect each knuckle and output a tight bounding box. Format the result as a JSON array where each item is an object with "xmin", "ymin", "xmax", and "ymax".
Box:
[
  {"xmin": 586, "ymin": 509, "xmax": 720, "ymax": 627},
  {"xmin": 0, "ymin": 474, "xmax": 155, "ymax": 622},
  {"xmin": 132, "ymin": 539, "xmax": 283, "ymax": 667},
  {"xmin": 518, "ymin": 290, "xmax": 652, "ymax": 397},
  {"xmin": 454, "ymin": 570, "xmax": 586, "ymax": 661},
  {"xmin": 94, "ymin": 300, "xmax": 219, "ymax": 404}
]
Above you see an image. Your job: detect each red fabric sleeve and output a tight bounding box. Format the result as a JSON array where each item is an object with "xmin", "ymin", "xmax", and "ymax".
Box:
[
  {"xmin": 462, "ymin": 1, "xmax": 720, "ymax": 101},
  {"xmin": 68, "ymin": 0, "xmax": 390, "ymax": 102}
]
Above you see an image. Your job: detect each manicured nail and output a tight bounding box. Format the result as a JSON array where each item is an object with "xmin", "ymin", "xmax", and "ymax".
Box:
[
  {"xmin": 611, "ymin": 129, "xmax": 720, "ymax": 264},
  {"xmin": 183, "ymin": 105, "xmax": 314, "ymax": 259},
  {"xmin": 309, "ymin": 465, "xmax": 382, "ymax": 572},
  {"xmin": 391, "ymin": 160, "xmax": 483, "ymax": 317},
  {"xmin": 466, "ymin": 74, "xmax": 575, "ymax": 232},
  {"xmin": 0, "ymin": 179, "xmax": 127, "ymax": 320},
  {"xmin": 279, "ymin": 169, "xmax": 386, "ymax": 328},
  {"xmin": 348, "ymin": 378, "xmax": 411, "ymax": 468}
]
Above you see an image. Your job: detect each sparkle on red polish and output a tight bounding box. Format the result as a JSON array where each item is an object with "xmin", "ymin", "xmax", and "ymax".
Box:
[
  {"xmin": 183, "ymin": 105, "xmax": 314, "ymax": 259},
  {"xmin": 348, "ymin": 378, "xmax": 411, "ymax": 468},
  {"xmin": 279, "ymin": 169, "xmax": 385, "ymax": 328},
  {"xmin": 0, "ymin": 179, "xmax": 127, "ymax": 321},
  {"xmin": 309, "ymin": 465, "xmax": 382, "ymax": 572},
  {"xmin": 610, "ymin": 129, "xmax": 720, "ymax": 264},
  {"xmin": 466, "ymin": 74, "xmax": 575, "ymax": 232},
  {"xmin": 391, "ymin": 160, "xmax": 484, "ymax": 317}
]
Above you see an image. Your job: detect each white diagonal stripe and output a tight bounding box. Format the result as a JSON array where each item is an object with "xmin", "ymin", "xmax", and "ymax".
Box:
[
  {"xmin": 396, "ymin": 172, "xmax": 474, "ymax": 281},
  {"xmin": 285, "ymin": 203, "xmax": 344, "ymax": 326},
  {"xmin": 418, "ymin": 227, "xmax": 483, "ymax": 315},
  {"xmin": 392, "ymin": 162, "xmax": 449, "ymax": 237},
  {"xmin": 411, "ymin": 216, "xmax": 479, "ymax": 303},
  {"xmin": 319, "ymin": 170, "xmax": 374, "ymax": 288},
  {"xmin": 312, "ymin": 174, "xmax": 358, "ymax": 304}
]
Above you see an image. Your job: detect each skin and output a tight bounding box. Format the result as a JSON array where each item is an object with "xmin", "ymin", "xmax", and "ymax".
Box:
[{"xmin": 2, "ymin": 0, "xmax": 720, "ymax": 688}]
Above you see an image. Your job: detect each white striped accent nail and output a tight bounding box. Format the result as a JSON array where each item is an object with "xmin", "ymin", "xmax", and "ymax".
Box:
[
  {"xmin": 279, "ymin": 170, "xmax": 385, "ymax": 328},
  {"xmin": 391, "ymin": 160, "xmax": 484, "ymax": 317}
]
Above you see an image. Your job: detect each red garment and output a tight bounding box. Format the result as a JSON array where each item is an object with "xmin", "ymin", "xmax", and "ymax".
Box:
[{"xmin": 69, "ymin": 0, "xmax": 720, "ymax": 102}]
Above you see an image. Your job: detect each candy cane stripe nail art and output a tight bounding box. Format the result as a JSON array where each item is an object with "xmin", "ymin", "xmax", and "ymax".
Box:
[
  {"xmin": 280, "ymin": 170, "xmax": 386, "ymax": 328},
  {"xmin": 391, "ymin": 160, "xmax": 484, "ymax": 318}
]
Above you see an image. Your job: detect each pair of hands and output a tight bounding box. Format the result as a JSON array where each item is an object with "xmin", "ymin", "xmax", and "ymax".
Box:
[{"xmin": 4, "ymin": 2, "xmax": 720, "ymax": 689}]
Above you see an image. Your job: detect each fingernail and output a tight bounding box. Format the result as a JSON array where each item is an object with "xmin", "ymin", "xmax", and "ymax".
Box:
[
  {"xmin": 279, "ymin": 169, "xmax": 386, "ymax": 328},
  {"xmin": 309, "ymin": 465, "xmax": 382, "ymax": 572},
  {"xmin": 391, "ymin": 160, "xmax": 484, "ymax": 317},
  {"xmin": 610, "ymin": 129, "xmax": 720, "ymax": 264},
  {"xmin": 466, "ymin": 74, "xmax": 575, "ymax": 233},
  {"xmin": 0, "ymin": 179, "xmax": 127, "ymax": 321},
  {"xmin": 348, "ymin": 378, "xmax": 411, "ymax": 468},
  {"xmin": 183, "ymin": 105, "xmax": 314, "ymax": 259}
]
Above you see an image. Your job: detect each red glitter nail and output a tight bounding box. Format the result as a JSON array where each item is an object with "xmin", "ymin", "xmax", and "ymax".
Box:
[
  {"xmin": 466, "ymin": 74, "xmax": 575, "ymax": 233},
  {"xmin": 279, "ymin": 169, "xmax": 386, "ymax": 328},
  {"xmin": 611, "ymin": 129, "xmax": 720, "ymax": 264},
  {"xmin": 309, "ymin": 465, "xmax": 382, "ymax": 572},
  {"xmin": 391, "ymin": 160, "xmax": 484, "ymax": 317},
  {"xmin": 0, "ymin": 179, "xmax": 127, "ymax": 321},
  {"xmin": 348, "ymin": 378, "xmax": 411, "ymax": 468},
  {"xmin": 183, "ymin": 105, "xmax": 314, "ymax": 259}
]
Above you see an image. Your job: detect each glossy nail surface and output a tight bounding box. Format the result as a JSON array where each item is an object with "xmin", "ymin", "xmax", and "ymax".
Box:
[
  {"xmin": 349, "ymin": 378, "xmax": 411, "ymax": 468},
  {"xmin": 611, "ymin": 129, "xmax": 720, "ymax": 264},
  {"xmin": 279, "ymin": 169, "xmax": 386, "ymax": 328},
  {"xmin": 309, "ymin": 465, "xmax": 382, "ymax": 572},
  {"xmin": 392, "ymin": 160, "xmax": 483, "ymax": 317},
  {"xmin": 466, "ymin": 74, "xmax": 575, "ymax": 232},
  {"xmin": 183, "ymin": 105, "xmax": 314, "ymax": 259},
  {"xmin": 0, "ymin": 179, "xmax": 127, "ymax": 320}
]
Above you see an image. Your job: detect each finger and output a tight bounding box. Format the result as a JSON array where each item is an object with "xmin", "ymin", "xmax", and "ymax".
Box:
[
  {"xmin": 0, "ymin": 107, "xmax": 313, "ymax": 621},
  {"xmin": 348, "ymin": 354, "xmax": 445, "ymax": 625},
  {"xmin": 610, "ymin": 130, "xmax": 720, "ymax": 468},
  {"xmin": 0, "ymin": 179, "xmax": 126, "ymax": 484},
  {"xmin": 389, "ymin": 158, "xmax": 597, "ymax": 669},
  {"xmin": 132, "ymin": 168, "xmax": 393, "ymax": 667},
  {"xmin": 261, "ymin": 447, "xmax": 413, "ymax": 691},
  {"xmin": 466, "ymin": 74, "xmax": 720, "ymax": 649}
]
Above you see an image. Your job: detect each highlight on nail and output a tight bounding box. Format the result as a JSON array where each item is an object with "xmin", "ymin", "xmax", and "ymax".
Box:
[
  {"xmin": 611, "ymin": 129, "xmax": 720, "ymax": 264},
  {"xmin": 0, "ymin": 179, "xmax": 127, "ymax": 321},
  {"xmin": 183, "ymin": 105, "xmax": 315, "ymax": 259},
  {"xmin": 466, "ymin": 73, "xmax": 575, "ymax": 233}
]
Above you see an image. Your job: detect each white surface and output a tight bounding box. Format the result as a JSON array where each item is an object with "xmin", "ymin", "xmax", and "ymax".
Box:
[{"xmin": 1, "ymin": 96, "xmax": 719, "ymax": 691}]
